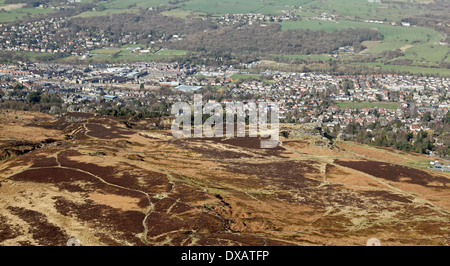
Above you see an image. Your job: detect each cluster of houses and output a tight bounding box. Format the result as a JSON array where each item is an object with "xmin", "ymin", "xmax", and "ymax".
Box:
[
  {"xmin": 0, "ymin": 17, "xmax": 173, "ymax": 57},
  {"xmin": 1, "ymin": 62, "xmax": 449, "ymax": 152},
  {"xmin": 0, "ymin": 17, "xmax": 111, "ymax": 56},
  {"xmin": 217, "ymin": 10, "xmax": 299, "ymax": 26}
]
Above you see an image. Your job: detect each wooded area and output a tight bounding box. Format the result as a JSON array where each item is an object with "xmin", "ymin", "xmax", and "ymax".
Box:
[{"xmin": 66, "ymin": 11, "xmax": 382, "ymax": 56}]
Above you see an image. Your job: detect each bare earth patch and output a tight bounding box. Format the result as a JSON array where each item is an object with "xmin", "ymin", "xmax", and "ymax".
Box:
[
  {"xmin": 1, "ymin": 4, "xmax": 26, "ymax": 11},
  {"xmin": 89, "ymin": 193, "xmax": 144, "ymax": 212}
]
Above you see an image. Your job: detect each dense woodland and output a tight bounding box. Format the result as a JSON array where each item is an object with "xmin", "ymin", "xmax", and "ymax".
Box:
[
  {"xmin": 340, "ymin": 113, "xmax": 450, "ymax": 158},
  {"xmin": 170, "ymin": 25, "xmax": 381, "ymax": 55}
]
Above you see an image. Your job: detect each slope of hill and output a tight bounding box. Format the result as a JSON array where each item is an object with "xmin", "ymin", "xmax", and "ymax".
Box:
[
  {"xmin": 0, "ymin": 0, "xmax": 448, "ymax": 75},
  {"xmin": 0, "ymin": 111, "xmax": 448, "ymax": 246}
]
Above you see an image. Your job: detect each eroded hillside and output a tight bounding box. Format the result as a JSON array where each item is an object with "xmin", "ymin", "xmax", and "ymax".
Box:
[{"xmin": 0, "ymin": 111, "xmax": 449, "ymax": 246}]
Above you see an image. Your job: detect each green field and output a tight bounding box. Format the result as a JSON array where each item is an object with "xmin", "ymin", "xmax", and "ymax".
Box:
[
  {"xmin": 281, "ymin": 19, "xmax": 448, "ymax": 71},
  {"xmin": 281, "ymin": 20, "xmax": 442, "ymax": 47},
  {"xmin": 156, "ymin": 49, "xmax": 188, "ymax": 56},
  {"xmin": 160, "ymin": 9, "xmax": 195, "ymax": 18},
  {"xmin": 0, "ymin": 51, "xmax": 59, "ymax": 63},
  {"xmin": 445, "ymin": 53, "xmax": 450, "ymax": 64},
  {"xmin": 72, "ymin": 0, "xmax": 439, "ymax": 21},
  {"xmin": 358, "ymin": 62, "xmax": 450, "ymax": 76},
  {"xmin": 281, "ymin": 19, "xmax": 444, "ymax": 54},
  {"xmin": 268, "ymin": 54, "xmax": 334, "ymax": 61},
  {"xmin": 336, "ymin": 101, "xmax": 400, "ymax": 110},
  {"xmin": 177, "ymin": 0, "xmax": 437, "ymax": 20},
  {"xmin": 181, "ymin": 0, "xmax": 312, "ymax": 15},
  {"xmin": 102, "ymin": 0, "xmax": 166, "ymax": 9},
  {"xmin": 0, "ymin": 7, "xmax": 55, "ymax": 23},
  {"xmin": 91, "ymin": 48, "xmax": 122, "ymax": 55},
  {"xmin": 0, "ymin": 0, "xmax": 443, "ymax": 23},
  {"xmin": 303, "ymin": 0, "xmax": 380, "ymax": 18},
  {"xmin": 402, "ymin": 44, "xmax": 449, "ymax": 65},
  {"xmin": 301, "ymin": 0, "xmax": 427, "ymax": 21},
  {"xmin": 76, "ymin": 0, "xmax": 170, "ymax": 18},
  {"xmin": 230, "ymin": 74, "xmax": 262, "ymax": 80}
]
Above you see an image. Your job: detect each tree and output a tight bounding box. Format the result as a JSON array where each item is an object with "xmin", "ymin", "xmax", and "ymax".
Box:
[
  {"xmin": 422, "ymin": 111, "xmax": 432, "ymax": 123},
  {"xmin": 444, "ymin": 112, "xmax": 450, "ymax": 124},
  {"xmin": 27, "ymin": 92, "xmax": 41, "ymax": 104},
  {"xmin": 417, "ymin": 130, "xmax": 428, "ymax": 140},
  {"xmin": 346, "ymin": 122, "xmax": 358, "ymax": 135}
]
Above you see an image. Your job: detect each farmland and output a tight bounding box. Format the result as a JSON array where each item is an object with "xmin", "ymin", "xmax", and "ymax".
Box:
[
  {"xmin": 268, "ymin": 54, "xmax": 335, "ymax": 61},
  {"xmin": 300, "ymin": 0, "xmax": 428, "ymax": 21},
  {"xmin": 75, "ymin": 0, "xmax": 171, "ymax": 17},
  {"xmin": 179, "ymin": 0, "xmax": 431, "ymax": 20},
  {"xmin": 0, "ymin": 6, "xmax": 55, "ymax": 23},
  {"xmin": 358, "ymin": 63, "xmax": 450, "ymax": 76},
  {"xmin": 180, "ymin": 0, "xmax": 311, "ymax": 15},
  {"xmin": 68, "ymin": 0, "xmax": 440, "ymax": 20}
]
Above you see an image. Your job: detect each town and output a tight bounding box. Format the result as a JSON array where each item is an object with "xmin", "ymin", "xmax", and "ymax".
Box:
[{"xmin": 0, "ymin": 60, "xmax": 449, "ymax": 163}]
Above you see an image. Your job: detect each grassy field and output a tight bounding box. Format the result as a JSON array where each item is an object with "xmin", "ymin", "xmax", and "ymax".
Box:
[
  {"xmin": 75, "ymin": 8, "xmax": 137, "ymax": 18},
  {"xmin": 281, "ymin": 19, "xmax": 448, "ymax": 72},
  {"xmin": 358, "ymin": 62, "xmax": 450, "ymax": 76},
  {"xmin": 445, "ymin": 53, "xmax": 450, "ymax": 64},
  {"xmin": 76, "ymin": 0, "xmax": 170, "ymax": 18},
  {"xmin": 336, "ymin": 101, "xmax": 400, "ymax": 110},
  {"xmin": 281, "ymin": 19, "xmax": 444, "ymax": 54},
  {"xmin": 177, "ymin": 0, "xmax": 438, "ymax": 20},
  {"xmin": 91, "ymin": 48, "xmax": 122, "ymax": 55},
  {"xmin": 268, "ymin": 54, "xmax": 335, "ymax": 61},
  {"xmin": 156, "ymin": 49, "xmax": 188, "ymax": 56},
  {"xmin": 230, "ymin": 74, "xmax": 262, "ymax": 81},
  {"xmin": 301, "ymin": 0, "xmax": 428, "ymax": 21},
  {"xmin": 402, "ymin": 44, "xmax": 449, "ymax": 64},
  {"xmin": 0, "ymin": 0, "xmax": 443, "ymax": 23},
  {"xmin": 282, "ymin": 20, "xmax": 442, "ymax": 43},
  {"xmin": 0, "ymin": 7, "xmax": 55, "ymax": 23},
  {"xmin": 160, "ymin": 8, "xmax": 210, "ymax": 18},
  {"xmin": 0, "ymin": 51, "xmax": 58, "ymax": 62},
  {"xmin": 72, "ymin": 0, "xmax": 440, "ymax": 21},
  {"xmin": 160, "ymin": 9, "xmax": 194, "ymax": 18},
  {"xmin": 303, "ymin": 0, "xmax": 380, "ymax": 18},
  {"xmin": 181, "ymin": 0, "xmax": 312, "ymax": 15}
]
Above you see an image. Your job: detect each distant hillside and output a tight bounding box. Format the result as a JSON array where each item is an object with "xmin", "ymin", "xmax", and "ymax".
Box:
[{"xmin": 0, "ymin": 0, "xmax": 448, "ymax": 75}]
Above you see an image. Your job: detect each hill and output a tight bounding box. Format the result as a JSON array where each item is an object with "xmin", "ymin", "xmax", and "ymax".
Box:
[
  {"xmin": 0, "ymin": 0, "xmax": 449, "ymax": 76},
  {"xmin": 0, "ymin": 110, "xmax": 449, "ymax": 246}
]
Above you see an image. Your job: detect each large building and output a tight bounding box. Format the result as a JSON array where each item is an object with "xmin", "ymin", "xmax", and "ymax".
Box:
[{"xmin": 176, "ymin": 85, "xmax": 203, "ymax": 92}]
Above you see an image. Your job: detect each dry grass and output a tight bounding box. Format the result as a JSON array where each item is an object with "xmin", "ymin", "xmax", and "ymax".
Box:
[
  {"xmin": 1, "ymin": 4, "xmax": 25, "ymax": 12},
  {"xmin": 0, "ymin": 111, "xmax": 449, "ymax": 246}
]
